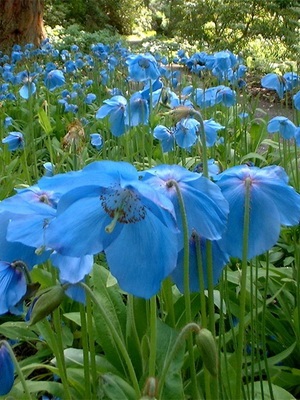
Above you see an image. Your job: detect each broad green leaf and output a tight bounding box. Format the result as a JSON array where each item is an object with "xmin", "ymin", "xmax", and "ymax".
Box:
[
  {"xmin": 38, "ymin": 107, "xmax": 53, "ymax": 135},
  {"xmin": 91, "ymin": 263, "xmax": 127, "ymax": 371},
  {"xmin": 0, "ymin": 321, "xmax": 38, "ymax": 341},
  {"xmin": 240, "ymin": 152, "xmax": 267, "ymax": 164},
  {"xmin": 155, "ymin": 320, "xmax": 185, "ymax": 400},
  {"xmin": 98, "ymin": 373, "xmax": 136, "ymax": 400},
  {"xmin": 244, "ymin": 381, "xmax": 296, "ymax": 399}
]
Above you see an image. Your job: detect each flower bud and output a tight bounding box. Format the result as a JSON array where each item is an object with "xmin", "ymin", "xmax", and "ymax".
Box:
[
  {"xmin": 196, "ymin": 328, "xmax": 218, "ymax": 377},
  {"xmin": 0, "ymin": 341, "xmax": 14, "ymax": 395},
  {"xmin": 28, "ymin": 285, "xmax": 65, "ymax": 325}
]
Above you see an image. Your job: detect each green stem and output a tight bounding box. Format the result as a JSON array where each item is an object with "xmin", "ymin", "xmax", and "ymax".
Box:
[
  {"xmin": 148, "ymin": 296, "xmax": 157, "ymax": 377},
  {"xmin": 42, "ymin": 318, "xmax": 72, "ymax": 400},
  {"xmin": 1, "ymin": 340, "xmax": 33, "ymax": 400},
  {"xmin": 157, "ymin": 323, "xmax": 201, "ymax": 399},
  {"xmin": 79, "ymin": 282, "xmax": 141, "ymax": 398},
  {"xmin": 234, "ymin": 177, "xmax": 252, "ymax": 399},
  {"xmin": 86, "ymin": 289, "xmax": 98, "ymax": 395},
  {"xmin": 170, "ymin": 180, "xmax": 200, "ymax": 399},
  {"xmin": 80, "ymin": 303, "xmax": 92, "ymax": 399},
  {"xmin": 161, "ymin": 278, "xmax": 176, "ymax": 327}
]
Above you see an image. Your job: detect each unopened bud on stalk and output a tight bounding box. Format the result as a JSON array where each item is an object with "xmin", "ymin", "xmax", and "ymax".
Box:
[
  {"xmin": 196, "ymin": 328, "xmax": 218, "ymax": 377},
  {"xmin": 28, "ymin": 285, "xmax": 65, "ymax": 325},
  {"xmin": 141, "ymin": 377, "xmax": 158, "ymax": 399}
]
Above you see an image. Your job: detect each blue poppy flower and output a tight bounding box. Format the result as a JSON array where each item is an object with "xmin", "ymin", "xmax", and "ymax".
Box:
[
  {"xmin": 4, "ymin": 116, "xmax": 13, "ymax": 128},
  {"xmin": 19, "ymin": 79, "xmax": 36, "ymax": 99},
  {"xmin": 44, "ymin": 161, "xmax": 179, "ymax": 298},
  {"xmin": 214, "ymin": 165, "xmax": 300, "ymax": 259},
  {"xmin": 44, "ymin": 69, "xmax": 66, "ymax": 91},
  {"xmin": 153, "ymin": 125, "xmax": 175, "ymax": 152},
  {"xmin": 141, "ymin": 164, "xmax": 229, "ymax": 250},
  {"xmin": 194, "ymin": 86, "xmax": 225, "ymax": 108},
  {"xmin": 126, "ymin": 53, "xmax": 161, "ymax": 82},
  {"xmin": 0, "ymin": 212, "xmax": 49, "ymax": 269},
  {"xmin": 43, "ymin": 162, "xmax": 55, "ymax": 177},
  {"xmin": 293, "ymin": 90, "xmax": 300, "ymax": 110},
  {"xmin": 174, "ymin": 117, "xmax": 200, "ymax": 149},
  {"xmin": 0, "ymin": 261, "xmax": 27, "ymax": 314},
  {"xmin": 2, "ymin": 131, "xmax": 25, "ymax": 151},
  {"xmin": 171, "ymin": 231, "xmax": 229, "ymax": 293},
  {"xmin": 0, "ymin": 343, "xmax": 14, "ymax": 395},
  {"xmin": 203, "ymin": 119, "xmax": 225, "ymax": 147},
  {"xmin": 215, "ymin": 87, "xmax": 236, "ymax": 107},
  {"xmin": 84, "ymin": 93, "xmax": 97, "ymax": 104},
  {"xmin": 90, "ymin": 133, "xmax": 103, "ymax": 150},
  {"xmin": 96, "ymin": 95, "xmax": 127, "ymax": 137},
  {"xmin": 261, "ymin": 73, "xmax": 290, "ymax": 99},
  {"xmin": 267, "ymin": 116, "xmax": 296, "ymax": 139},
  {"xmin": 193, "ymin": 159, "xmax": 220, "ymax": 178},
  {"xmin": 295, "ymin": 127, "xmax": 300, "ymax": 146},
  {"xmin": 125, "ymin": 91, "xmax": 149, "ymax": 126},
  {"xmin": 50, "ymin": 252, "xmax": 94, "ymax": 284}
]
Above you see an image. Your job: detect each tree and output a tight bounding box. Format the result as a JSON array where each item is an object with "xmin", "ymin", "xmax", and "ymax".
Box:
[{"xmin": 0, "ymin": 0, "xmax": 45, "ymax": 53}]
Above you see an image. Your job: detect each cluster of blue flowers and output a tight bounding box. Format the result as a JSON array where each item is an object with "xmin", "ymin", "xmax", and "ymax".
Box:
[{"xmin": 0, "ymin": 159, "xmax": 299, "ymax": 315}]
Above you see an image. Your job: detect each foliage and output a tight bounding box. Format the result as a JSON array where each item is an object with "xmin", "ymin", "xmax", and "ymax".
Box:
[
  {"xmin": 0, "ymin": 35, "xmax": 300, "ymax": 400},
  {"xmin": 168, "ymin": 0, "xmax": 300, "ymax": 53}
]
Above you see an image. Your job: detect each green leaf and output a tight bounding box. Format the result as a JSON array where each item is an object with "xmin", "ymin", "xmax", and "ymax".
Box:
[
  {"xmin": 38, "ymin": 107, "xmax": 53, "ymax": 135},
  {"xmin": 244, "ymin": 381, "xmax": 296, "ymax": 399},
  {"xmin": 155, "ymin": 320, "xmax": 185, "ymax": 400},
  {"xmin": 240, "ymin": 152, "xmax": 267, "ymax": 164},
  {"xmin": 98, "ymin": 373, "xmax": 136, "ymax": 400},
  {"xmin": 0, "ymin": 321, "xmax": 38, "ymax": 341},
  {"xmin": 91, "ymin": 264, "xmax": 127, "ymax": 371}
]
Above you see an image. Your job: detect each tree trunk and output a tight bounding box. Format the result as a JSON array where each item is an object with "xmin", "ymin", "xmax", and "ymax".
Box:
[{"xmin": 0, "ymin": 0, "xmax": 45, "ymax": 53}]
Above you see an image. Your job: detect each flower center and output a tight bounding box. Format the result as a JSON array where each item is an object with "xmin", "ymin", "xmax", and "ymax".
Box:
[{"xmin": 100, "ymin": 186, "xmax": 146, "ymax": 225}]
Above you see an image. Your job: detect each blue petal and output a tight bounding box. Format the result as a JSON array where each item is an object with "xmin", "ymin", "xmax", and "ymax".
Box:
[{"xmin": 105, "ymin": 212, "xmax": 178, "ymax": 298}]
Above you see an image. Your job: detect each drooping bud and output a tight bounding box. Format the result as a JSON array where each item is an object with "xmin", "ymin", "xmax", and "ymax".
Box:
[
  {"xmin": 196, "ymin": 328, "xmax": 218, "ymax": 377},
  {"xmin": 0, "ymin": 341, "xmax": 15, "ymax": 395},
  {"xmin": 28, "ymin": 285, "xmax": 66, "ymax": 325},
  {"xmin": 141, "ymin": 377, "xmax": 158, "ymax": 399}
]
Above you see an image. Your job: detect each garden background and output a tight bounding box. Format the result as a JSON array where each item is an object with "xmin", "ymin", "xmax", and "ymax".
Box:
[{"xmin": 0, "ymin": 1, "xmax": 300, "ymax": 399}]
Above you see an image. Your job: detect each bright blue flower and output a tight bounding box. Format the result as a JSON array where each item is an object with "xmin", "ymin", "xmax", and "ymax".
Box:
[
  {"xmin": 153, "ymin": 125, "xmax": 175, "ymax": 152},
  {"xmin": 2, "ymin": 131, "xmax": 25, "ymax": 151},
  {"xmin": 203, "ymin": 119, "xmax": 225, "ymax": 147},
  {"xmin": 0, "ymin": 212, "xmax": 49, "ymax": 269},
  {"xmin": 90, "ymin": 133, "xmax": 103, "ymax": 150},
  {"xmin": 50, "ymin": 252, "xmax": 94, "ymax": 284},
  {"xmin": 126, "ymin": 53, "xmax": 161, "ymax": 82},
  {"xmin": 214, "ymin": 165, "xmax": 300, "ymax": 259},
  {"xmin": 84, "ymin": 93, "xmax": 97, "ymax": 104},
  {"xmin": 267, "ymin": 116, "xmax": 296, "ymax": 139},
  {"xmin": 193, "ymin": 159, "xmax": 220, "ymax": 178},
  {"xmin": 293, "ymin": 90, "xmax": 300, "ymax": 110},
  {"xmin": 0, "ymin": 343, "xmax": 14, "ymax": 395},
  {"xmin": 171, "ymin": 231, "xmax": 229, "ymax": 293},
  {"xmin": 43, "ymin": 162, "xmax": 55, "ymax": 177},
  {"xmin": 4, "ymin": 116, "xmax": 13, "ymax": 128},
  {"xmin": 44, "ymin": 69, "xmax": 66, "ymax": 91},
  {"xmin": 96, "ymin": 95, "xmax": 127, "ymax": 136},
  {"xmin": 295, "ymin": 127, "xmax": 300, "ymax": 146},
  {"xmin": 125, "ymin": 91, "xmax": 149, "ymax": 126},
  {"xmin": 64, "ymin": 60, "xmax": 77, "ymax": 73},
  {"xmin": 0, "ymin": 261, "xmax": 27, "ymax": 314},
  {"xmin": 141, "ymin": 164, "xmax": 229, "ymax": 250},
  {"xmin": 174, "ymin": 118, "xmax": 200, "ymax": 149},
  {"xmin": 215, "ymin": 87, "xmax": 236, "ymax": 107},
  {"xmin": 44, "ymin": 161, "xmax": 179, "ymax": 298},
  {"xmin": 194, "ymin": 86, "xmax": 225, "ymax": 108},
  {"xmin": 261, "ymin": 73, "xmax": 290, "ymax": 99},
  {"xmin": 19, "ymin": 79, "xmax": 36, "ymax": 99},
  {"xmin": 283, "ymin": 72, "xmax": 300, "ymax": 90}
]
